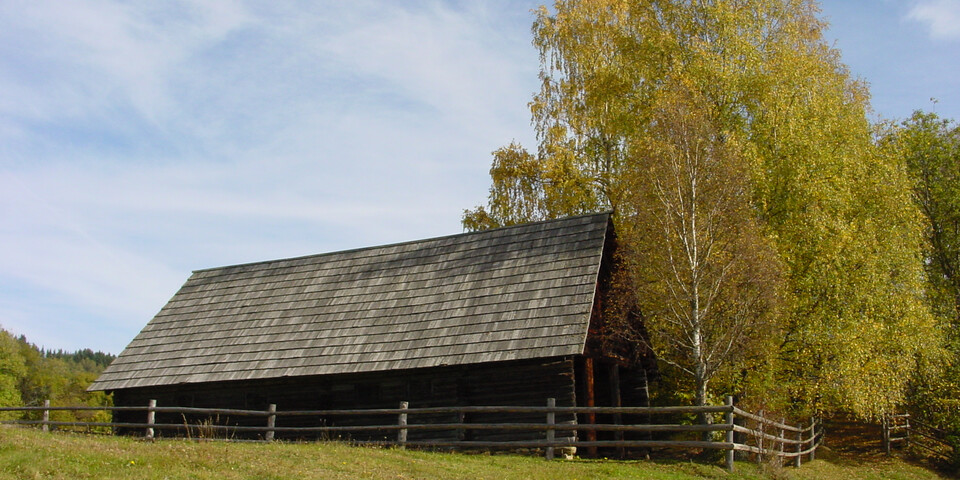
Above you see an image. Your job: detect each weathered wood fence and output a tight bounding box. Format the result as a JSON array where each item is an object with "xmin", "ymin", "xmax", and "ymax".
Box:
[
  {"xmin": 883, "ymin": 413, "xmax": 910, "ymax": 454},
  {"xmin": 1, "ymin": 396, "xmax": 821, "ymax": 472},
  {"xmin": 883, "ymin": 413, "xmax": 954, "ymax": 462}
]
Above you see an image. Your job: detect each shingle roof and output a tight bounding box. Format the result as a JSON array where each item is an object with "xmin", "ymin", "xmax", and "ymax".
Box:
[{"xmin": 89, "ymin": 212, "xmax": 611, "ymax": 391}]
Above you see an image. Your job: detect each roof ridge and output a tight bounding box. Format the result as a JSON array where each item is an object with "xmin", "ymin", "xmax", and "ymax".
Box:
[{"xmin": 193, "ymin": 211, "xmax": 612, "ymax": 274}]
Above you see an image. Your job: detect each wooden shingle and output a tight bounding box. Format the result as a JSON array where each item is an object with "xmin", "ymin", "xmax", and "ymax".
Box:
[{"xmin": 90, "ymin": 212, "xmax": 611, "ymax": 391}]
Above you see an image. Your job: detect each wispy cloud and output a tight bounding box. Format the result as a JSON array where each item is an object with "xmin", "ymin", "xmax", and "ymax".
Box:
[
  {"xmin": 0, "ymin": 1, "xmax": 541, "ymax": 352},
  {"xmin": 0, "ymin": 1, "xmax": 252, "ymax": 128},
  {"xmin": 908, "ymin": 0, "xmax": 960, "ymax": 40},
  {"xmin": 2, "ymin": 0, "xmax": 958, "ymax": 354}
]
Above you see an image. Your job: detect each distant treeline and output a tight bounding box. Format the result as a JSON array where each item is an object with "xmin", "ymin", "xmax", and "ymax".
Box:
[
  {"xmin": 31, "ymin": 344, "xmax": 115, "ymax": 372},
  {"xmin": 0, "ymin": 328, "xmax": 113, "ymax": 423}
]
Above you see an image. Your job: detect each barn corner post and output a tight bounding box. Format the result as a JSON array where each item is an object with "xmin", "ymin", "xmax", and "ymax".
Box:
[
  {"xmin": 584, "ymin": 357, "xmax": 597, "ymax": 457},
  {"xmin": 725, "ymin": 396, "xmax": 734, "ymax": 472},
  {"xmin": 545, "ymin": 398, "xmax": 556, "ymax": 461}
]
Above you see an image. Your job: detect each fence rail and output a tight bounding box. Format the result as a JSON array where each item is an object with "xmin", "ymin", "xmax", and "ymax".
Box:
[
  {"xmin": 0, "ymin": 396, "xmax": 821, "ymax": 472},
  {"xmin": 883, "ymin": 413, "xmax": 954, "ymax": 462}
]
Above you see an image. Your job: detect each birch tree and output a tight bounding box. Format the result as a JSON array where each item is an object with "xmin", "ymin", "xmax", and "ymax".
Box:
[
  {"xmin": 464, "ymin": 0, "xmax": 940, "ymax": 417},
  {"xmin": 622, "ymin": 82, "xmax": 782, "ymax": 410}
]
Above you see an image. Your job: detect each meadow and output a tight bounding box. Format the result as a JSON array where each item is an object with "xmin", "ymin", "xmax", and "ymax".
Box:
[{"xmin": 0, "ymin": 425, "xmax": 945, "ymax": 480}]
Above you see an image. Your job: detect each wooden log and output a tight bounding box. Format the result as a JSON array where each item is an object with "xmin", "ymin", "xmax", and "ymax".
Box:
[
  {"xmin": 0, "ymin": 403, "xmax": 733, "ymax": 416},
  {"xmin": 108, "ymin": 356, "xmax": 577, "ymax": 441},
  {"xmin": 732, "ymin": 407, "xmax": 804, "ymax": 433}
]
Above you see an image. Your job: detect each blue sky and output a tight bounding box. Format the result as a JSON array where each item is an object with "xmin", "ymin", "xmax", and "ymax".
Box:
[{"xmin": 2, "ymin": 1, "xmax": 958, "ymax": 354}]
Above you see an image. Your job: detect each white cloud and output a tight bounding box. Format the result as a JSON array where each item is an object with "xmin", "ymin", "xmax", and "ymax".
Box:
[
  {"xmin": 312, "ymin": 3, "xmax": 535, "ymax": 129},
  {"xmin": 0, "ymin": 1, "xmax": 253, "ymax": 125},
  {"xmin": 2, "ymin": 0, "xmax": 955, "ymax": 355},
  {"xmin": 908, "ymin": 0, "xmax": 960, "ymax": 40},
  {"xmin": 0, "ymin": 1, "xmax": 543, "ymax": 353}
]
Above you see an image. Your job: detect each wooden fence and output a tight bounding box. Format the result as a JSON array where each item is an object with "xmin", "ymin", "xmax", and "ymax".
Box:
[
  {"xmin": 0, "ymin": 396, "xmax": 821, "ymax": 472},
  {"xmin": 883, "ymin": 413, "xmax": 954, "ymax": 462}
]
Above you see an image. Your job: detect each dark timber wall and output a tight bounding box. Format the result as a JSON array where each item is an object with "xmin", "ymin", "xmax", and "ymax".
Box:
[{"xmin": 113, "ymin": 356, "xmax": 577, "ymax": 442}]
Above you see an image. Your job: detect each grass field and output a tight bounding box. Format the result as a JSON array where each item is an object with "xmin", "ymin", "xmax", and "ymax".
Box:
[{"xmin": 0, "ymin": 425, "xmax": 947, "ymax": 479}]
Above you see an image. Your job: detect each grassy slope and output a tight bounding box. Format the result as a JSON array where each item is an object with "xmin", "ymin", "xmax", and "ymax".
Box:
[{"xmin": 0, "ymin": 426, "xmax": 944, "ymax": 480}]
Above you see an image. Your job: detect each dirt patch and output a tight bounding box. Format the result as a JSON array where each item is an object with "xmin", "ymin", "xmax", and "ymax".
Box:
[
  {"xmin": 820, "ymin": 415, "xmax": 958, "ymax": 478},
  {"xmin": 821, "ymin": 416, "xmax": 887, "ymax": 463}
]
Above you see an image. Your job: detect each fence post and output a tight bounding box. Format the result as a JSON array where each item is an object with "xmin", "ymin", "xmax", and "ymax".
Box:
[
  {"xmin": 882, "ymin": 414, "xmax": 890, "ymax": 455},
  {"xmin": 398, "ymin": 401, "xmax": 408, "ymax": 449},
  {"xmin": 795, "ymin": 420, "xmax": 802, "ymax": 467},
  {"xmin": 265, "ymin": 404, "xmax": 276, "ymax": 442},
  {"xmin": 757, "ymin": 409, "xmax": 764, "ymax": 464},
  {"xmin": 778, "ymin": 417, "xmax": 786, "ymax": 467},
  {"xmin": 905, "ymin": 415, "xmax": 911, "ymax": 450},
  {"xmin": 725, "ymin": 396, "xmax": 735, "ymax": 472},
  {"xmin": 146, "ymin": 399, "xmax": 156, "ymax": 440},
  {"xmin": 42, "ymin": 399, "xmax": 50, "ymax": 433},
  {"xmin": 609, "ymin": 364, "xmax": 624, "ymax": 459},
  {"xmin": 545, "ymin": 398, "xmax": 556, "ymax": 461},
  {"xmin": 810, "ymin": 418, "xmax": 817, "ymax": 461}
]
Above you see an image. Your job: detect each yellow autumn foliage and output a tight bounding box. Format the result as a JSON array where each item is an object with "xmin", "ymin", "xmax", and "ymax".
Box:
[{"xmin": 464, "ymin": 0, "xmax": 941, "ymax": 419}]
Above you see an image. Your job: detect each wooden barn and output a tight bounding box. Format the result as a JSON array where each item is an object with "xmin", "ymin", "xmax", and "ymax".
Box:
[{"xmin": 89, "ymin": 212, "xmax": 655, "ymax": 442}]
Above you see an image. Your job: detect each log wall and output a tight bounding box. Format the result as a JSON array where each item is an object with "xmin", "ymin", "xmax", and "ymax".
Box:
[{"xmin": 112, "ymin": 356, "xmax": 577, "ymax": 442}]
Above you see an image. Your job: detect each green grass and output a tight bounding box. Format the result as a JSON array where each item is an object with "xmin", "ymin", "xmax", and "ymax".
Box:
[{"xmin": 0, "ymin": 426, "xmax": 946, "ymax": 480}]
